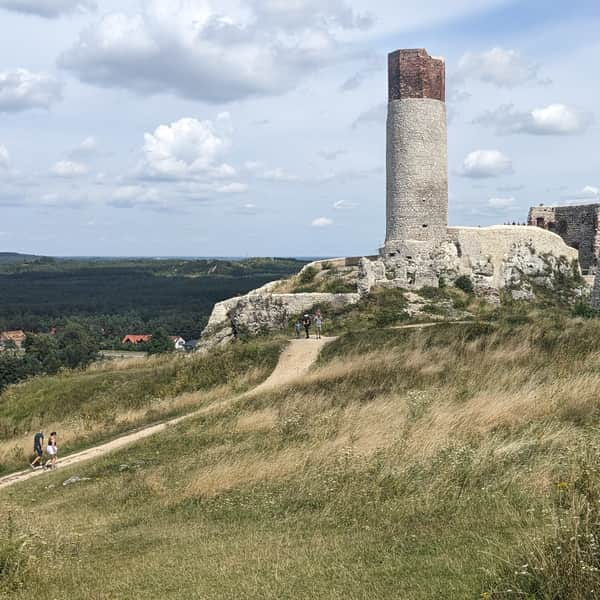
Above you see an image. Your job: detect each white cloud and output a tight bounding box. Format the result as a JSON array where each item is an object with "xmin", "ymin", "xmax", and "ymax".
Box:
[
  {"xmin": 460, "ymin": 150, "xmax": 513, "ymax": 178},
  {"xmin": 0, "ymin": 0, "xmax": 95, "ymax": 18},
  {"xmin": 475, "ymin": 103, "xmax": 593, "ymax": 135},
  {"xmin": 312, "ymin": 217, "xmax": 333, "ymax": 227},
  {"xmin": 217, "ymin": 182, "xmax": 248, "ymax": 194},
  {"xmin": 568, "ymin": 185, "xmax": 600, "ymax": 200},
  {"xmin": 0, "ymin": 69, "xmax": 62, "ymax": 112},
  {"xmin": 455, "ymin": 47, "xmax": 545, "ymax": 88},
  {"xmin": 59, "ymin": 0, "xmax": 371, "ymax": 102},
  {"xmin": 70, "ymin": 136, "xmax": 98, "ymax": 158},
  {"xmin": 488, "ymin": 196, "xmax": 515, "ymax": 209},
  {"xmin": 140, "ymin": 114, "xmax": 235, "ymax": 180},
  {"xmin": 259, "ymin": 167, "xmax": 299, "ymax": 182},
  {"xmin": 333, "ymin": 199, "xmax": 358, "ymax": 209},
  {"xmin": 0, "ymin": 145, "xmax": 9, "ymax": 168},
  {"xmin": 51, "ymin": 160, "xmax": 90, "ymax": 177}
]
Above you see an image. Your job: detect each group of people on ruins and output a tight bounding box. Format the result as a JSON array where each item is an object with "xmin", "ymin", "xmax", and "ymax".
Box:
[{"xmin": 294, "ymin": 309, "xmax": 323, "ymax": 340}]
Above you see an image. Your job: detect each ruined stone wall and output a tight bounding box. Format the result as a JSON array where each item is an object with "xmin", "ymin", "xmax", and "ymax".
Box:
[{"xmin": 528, "ymin": 204, "xmax": 600, "ymax": 272}]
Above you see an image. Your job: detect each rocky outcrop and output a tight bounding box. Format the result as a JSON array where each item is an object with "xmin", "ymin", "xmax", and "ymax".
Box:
[{"xmin": 361, "ymin": 226, "xmax": 583, "ymax": 302}]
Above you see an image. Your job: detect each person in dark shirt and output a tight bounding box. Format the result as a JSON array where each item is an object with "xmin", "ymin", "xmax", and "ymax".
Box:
[
  {"xmin": 31, "ymin": 431, "xmax": 44, "ymax": 469},
  {"xmin": 302, "ymin": 314, "xmax": 312, "ymax": 339}
]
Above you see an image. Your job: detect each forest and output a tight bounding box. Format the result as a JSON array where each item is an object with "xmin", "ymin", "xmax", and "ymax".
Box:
[{"xmin": 0, "ymin": 255, "xmax": 307, "ymax": 343}]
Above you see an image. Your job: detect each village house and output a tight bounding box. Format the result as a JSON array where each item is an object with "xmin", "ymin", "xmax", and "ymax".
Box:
[
  {"xmin": 121, "ymin": 334, "xmax": 187, "ymax": 350},
  {"xmin": 0, "ymin": 330, "xmax": 27, "ymax": 351},
  {"xmin": 121, "ymin": 334, "xmax": 152, "ymax": 345}
]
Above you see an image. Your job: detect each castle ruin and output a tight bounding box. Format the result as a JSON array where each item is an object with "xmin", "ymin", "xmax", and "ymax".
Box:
[
  {"xmin": 198, "ymin": 48, "xmax": 584, "ymax": 348},
  {"xmin": 528, "ymin": 204, "xmax": 600, "ymax": 274}
]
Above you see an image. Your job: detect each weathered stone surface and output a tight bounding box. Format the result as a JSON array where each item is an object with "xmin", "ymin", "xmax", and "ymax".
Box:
[
  {"xmin": 388, "ymin": 49, "xmax": 445, "ymax": 102},
  {"xmin": 592, "ymin": 270, "xmax": 600, "ymax": 309},
  {"xmin": 528, "ymin": 203, "xmax": 600, "ymax": 273},
  {"xmin": 384, "ymin": 99, "xmax": 448, "ymax": 246},
  {"xmin": 199, "ymin": 284, "xmax": 360, "ymax": 350}
]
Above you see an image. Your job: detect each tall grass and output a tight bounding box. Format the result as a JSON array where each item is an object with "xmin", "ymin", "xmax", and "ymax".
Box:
[
  {"xmin": 3, "ymin": 312, "xmax": 600, "ymax": 597},
  {"xmin": 0, "ymin": 339, "xmax": 284, "ymax": 475}
]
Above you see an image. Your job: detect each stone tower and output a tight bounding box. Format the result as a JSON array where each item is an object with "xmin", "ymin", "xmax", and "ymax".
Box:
[{"xmin": 382, "ymin": 48, "xmax": 448, "ymax": 258}]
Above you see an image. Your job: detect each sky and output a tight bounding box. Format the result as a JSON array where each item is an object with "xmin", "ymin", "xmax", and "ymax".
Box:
[{"xmin": 0, "ymin": 0, "xmax": 599, "ymax": 257}]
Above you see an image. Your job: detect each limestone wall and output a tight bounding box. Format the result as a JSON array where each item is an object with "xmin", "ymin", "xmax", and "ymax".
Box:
[
  {"xmin": 385, "ymin": 98, "xmax": 448, "ymax": 246},
  {"xmin": 528, "ymin": 204, "xmax": 600, "ymax": 272},
  {"xmin": 199, "ymin": 288, "xmax": 360, "ymax": 350},
  {"xmin": 448, "ymin": 226, "xmax": 579, "ymax": 289}
]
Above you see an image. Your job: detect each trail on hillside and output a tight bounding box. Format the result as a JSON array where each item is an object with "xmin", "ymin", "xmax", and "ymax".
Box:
[{"xmin": 0, "ymin": 337, "xmax": 332, "ymax": 490}]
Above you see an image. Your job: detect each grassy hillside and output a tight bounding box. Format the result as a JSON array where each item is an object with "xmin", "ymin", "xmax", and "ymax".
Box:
[
  {"xmin": 3, "ymin": 298, "xmax": 600, "ymax": 598},
  {"xmin": 0, "ymin": 339, "xmax": 284, "ymax": 476}
]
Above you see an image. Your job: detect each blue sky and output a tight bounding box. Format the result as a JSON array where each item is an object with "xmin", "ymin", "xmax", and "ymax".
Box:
[{"xmin": 0, "ymin": 0, "xmax": 598, "ymax": 257}]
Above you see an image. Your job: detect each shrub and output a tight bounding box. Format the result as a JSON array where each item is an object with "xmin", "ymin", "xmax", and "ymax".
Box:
[
  {"xmin": 454, "ymin": 275, "xmax": 474, "ymax": 294},
  {"xmin": 573, "ymin": 301, "xmax": 598, "ymax": 319},
  {"xmin": 298, "ymin": 266, "xmax": 318, "ymax": 285}
]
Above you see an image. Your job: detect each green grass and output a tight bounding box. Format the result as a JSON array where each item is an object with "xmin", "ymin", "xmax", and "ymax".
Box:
[
  {"xmin": 4, "ymin": 309, "xmax": 600, "ymax": 597},
  {"xmin": 0, "ymin": 339, "xmax": 285, "ymax": 476}
]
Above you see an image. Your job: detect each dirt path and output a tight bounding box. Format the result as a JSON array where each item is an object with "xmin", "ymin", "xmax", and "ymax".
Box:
[{"xmin": 0, "ymin": 337, "xmax": 334, "ymax": 491}]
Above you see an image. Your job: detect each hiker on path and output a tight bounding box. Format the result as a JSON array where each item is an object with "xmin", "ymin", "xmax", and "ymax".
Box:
[
  {"xmin": 294, "ymin": 319, "xmax": 302, "ymax": 339},
  {"xmin": 302, "ymin": 314, "xmax": 312, "ymax": 339},
  {"xmin": 45, "ymin": 432, "xmax": 58, "ymax": 470},
  {"xmin": 314, "ymin": 313, "xmax": 323, "ymax": 339},
  {"xmin": 30, "ymin": 431, "xmax": 44, "ymax": 469}
]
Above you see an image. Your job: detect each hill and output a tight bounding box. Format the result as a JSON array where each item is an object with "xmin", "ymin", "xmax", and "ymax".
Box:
[
  {"xmin": 0, "ymin": 252, "xmax": 48, "ymax": 264},
  {"xmin": 1, "ymin": 288, "xmax": 600, "ymax": 598}
]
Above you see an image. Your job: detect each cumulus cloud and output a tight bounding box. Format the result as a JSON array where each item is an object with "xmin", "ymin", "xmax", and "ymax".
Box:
[
  {"xmin": 0, "ymin": 145, "xmax": 9, "ymax": 169},
  {"xmin": 352, "ymin": 103, "xmax": 386, "ymax": 129},
  {"xmin": 311, "ymin": 217, "xmax": 333, "ymax": 227},
  {"xmin": 0, "ymin": 69, "xmax": 62, "ymax": 112},
  {"xmin": 139, "ymin": 114, "xmax": 235, "ymax": 180},
  {"xmin": 455, "ymin": 47, "xmax": 546, "ymax": 88},
  {"xmin": 566, "ymin": 185, "xmax": 600, "ymax": 201},
  {"xmin": 0, "ymin": 0, "xmax": 95, "ymax": 18},
  {"xmin": 459, "ymin": 150, "xmax": 513, "ymax": 178},
  {"xmin": 474, "ymin": 103, "xmax": 594, "ymax": 136},
  {"xmin": 488, "ymin": 196, "xmax": 515, "ymax": 209},
  {"xmin": 333, "ymin": 199, "xmax": 358, "ymax": 209},
  {"xmin": 59, "ymin": 0, "xmax": 371, "ymax": 102},
  {"xmin": 51, "ymin": 160, "xmax": 90, "ymax": 177}
]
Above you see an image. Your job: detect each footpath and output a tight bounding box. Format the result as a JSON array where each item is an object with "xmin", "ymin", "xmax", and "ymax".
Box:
[{"xmin": 0, "ymin": 337, "xmax": 332, "ymax": 490}]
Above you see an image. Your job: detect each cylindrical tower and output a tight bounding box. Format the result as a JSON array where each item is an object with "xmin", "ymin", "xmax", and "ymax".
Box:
[{"xmin": 384, "ymin": 49, "xmax": 448, "ymax": 249}]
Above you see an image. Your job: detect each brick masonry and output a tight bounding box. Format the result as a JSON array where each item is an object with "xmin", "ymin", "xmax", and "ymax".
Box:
[
  {"xmin": 388, "ymin": 49, "xmax": 445, "ymax": 102},
  {"xmin": 528, "ymin": 204, "xmax": 600, "ymax": 273}
]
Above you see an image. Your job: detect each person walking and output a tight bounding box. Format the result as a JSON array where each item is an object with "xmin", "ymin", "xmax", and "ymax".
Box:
[
  {"xmin": 314, "ymin": 313, "xmax": 323, "ymax": 339},
  {"xmin": 30, "ymin": 431, "xmax": 44, "ymax": 469},
  {"xmin": 294, "ymin": 319, "xmax": 302, "ymax": 339},
  {"xmin": 44, "ymin": 432, "xmax": 58, "ymax": 470},
  {"xmin": 302, "ymin": 314, "xmax": 312, "ymax": 339}
]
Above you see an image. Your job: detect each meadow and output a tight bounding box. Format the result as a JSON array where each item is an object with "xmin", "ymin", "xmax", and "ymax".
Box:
[{"xmin": 3, "ymin": 302, "xmax": 600, "ymax": 598}]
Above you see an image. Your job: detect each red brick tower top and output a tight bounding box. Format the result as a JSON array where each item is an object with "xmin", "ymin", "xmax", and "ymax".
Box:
[{"xmin": 388, "ymin": 49, "xmax": 445, "ymax": 102}]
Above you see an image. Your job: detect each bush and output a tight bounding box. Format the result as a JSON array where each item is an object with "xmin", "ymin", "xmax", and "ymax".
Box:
[
  {"xmin": 454, "ymin": 275, "xmax": 474, "ymax": 294},
  {"xmin": 573, "ymin": 301, "xmax": 598, "ymax": 319},
  {"xmin": 298, "ymin": 266, "xmax": 318, "ymax": 285}
]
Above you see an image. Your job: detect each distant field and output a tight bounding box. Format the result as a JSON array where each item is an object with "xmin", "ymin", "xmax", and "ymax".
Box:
[{"xmin": 0, "ymin": 256, "xmax": 307, "ymax": 341}]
